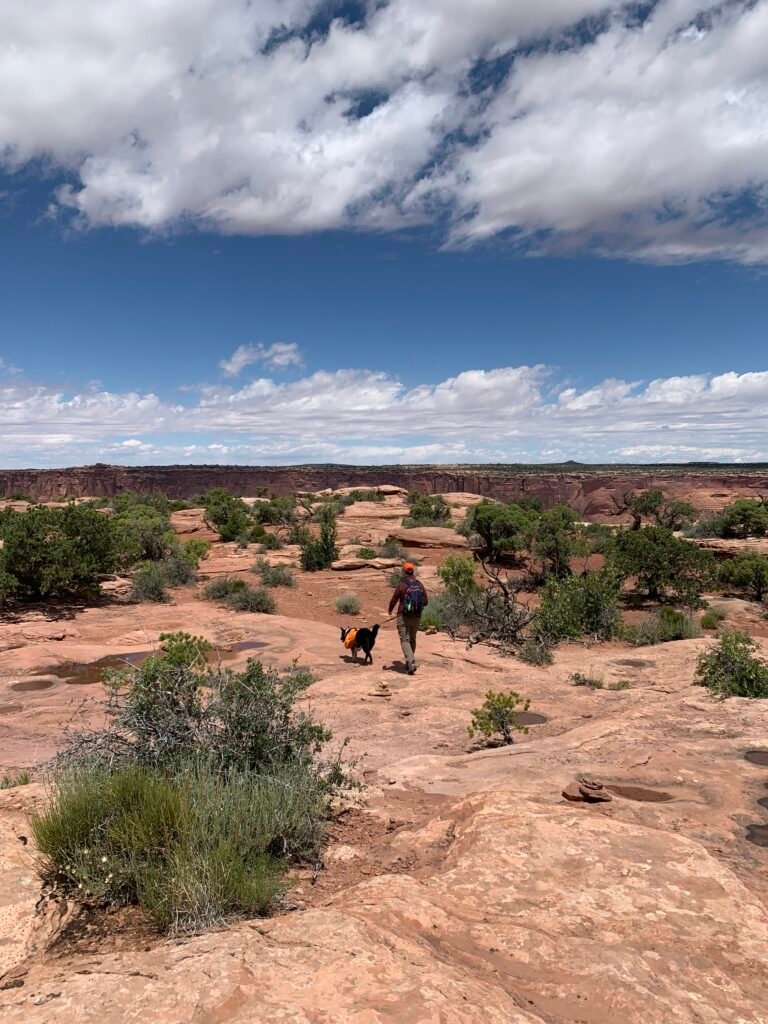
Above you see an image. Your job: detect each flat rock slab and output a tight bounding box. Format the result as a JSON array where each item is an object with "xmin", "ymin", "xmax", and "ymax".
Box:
[
  {"xmin": 332, "ymin": 558, "xmax": 401, "ymax": 571},
  {"xmin": 391, "ymin": 527, "xmax": 469, "ymax": 549},
  {"xmin": 7, "ymin": 792, "xmax": 768, "ymax": 1023}
]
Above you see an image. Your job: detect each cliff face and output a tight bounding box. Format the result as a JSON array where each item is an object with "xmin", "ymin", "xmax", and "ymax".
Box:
[{"xmin": 1, "ymin": 464, "xmax": 767, "ymax": 518}]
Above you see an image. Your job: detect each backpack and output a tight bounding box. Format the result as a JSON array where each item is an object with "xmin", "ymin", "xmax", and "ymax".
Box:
[
  {"xmin": 343, "ymin": 628, "xmax": 359, "ymax": 650},
  {"xmin": 403, "ymin": 578, "xmax": 425, "ymax": 615}
]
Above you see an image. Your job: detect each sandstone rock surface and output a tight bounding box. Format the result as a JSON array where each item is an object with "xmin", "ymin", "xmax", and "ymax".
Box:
[
  {"xmin": 2, "ymin": 491, "xmax": 768, "ymax": 1023},
  {"xmin": 391, "ymin": 526, "xmax": 470, "ymax": 549}
]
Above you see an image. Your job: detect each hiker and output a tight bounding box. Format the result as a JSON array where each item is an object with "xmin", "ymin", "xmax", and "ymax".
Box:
[{"xmin": 388, "ymin": 562, "xmax": 428, "ymax": 675}]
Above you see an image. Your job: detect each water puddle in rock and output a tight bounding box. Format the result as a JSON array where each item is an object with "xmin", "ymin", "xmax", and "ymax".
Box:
[
  {"xmin": 746, "ymin": 824, "xmax": 768, "ymax": 847},
  {"xmin": 613, "ymin": 659, "xmax": 656, "ymax": 669},
  {"xmin": 11, "ymin": 678, "xmax": 55, "ymax": 693},
  {"xmin": 517, "ymin": 712, "xmax": 549, "ymax": 726},
  {"xmin": 745, "ymin": 750, "xmax": 768, "ymax": 767},
  {"xmin": 0, "ymin": 703, "xmax": 23, "ymax": 715},
  {"xmin": 606, "ymin": 784, "xmax": 674, "ymax": 803},
  {"xmin": 50, "ymin": 651, "xmax": 150, "ymax": 685},
  {"xmin": 222, "ymin": 641, "xmax": 267, "ymax": 656}
]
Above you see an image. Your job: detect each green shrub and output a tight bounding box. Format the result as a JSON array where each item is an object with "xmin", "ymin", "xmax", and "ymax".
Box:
[
  {"xmin": 300, "ymin": 509, "xmax": 339, "ymax": 572},
  {"xmin": 32, "ymin": 761, "xmax": 317, "ymax": 932},
  {"xmin": 378, "ymin": 537, "xmax": 408, "ymax": 560},
  {"xmin": 256, "ymin": 534, "xmax": 285, "ymax": 553},
  {"xmin": 618, "ymin": 490, "xmax": 696, "ymax": 531},
  {"xmin": 462, "ymin": 500, "xmax": 537, "ymax": 562},
  {"xmin": 162, "ymin": 547, "xmax": 200, "ymax": 586},
  {"xmin": 403, "ymin": 492, "xmax": 451, "ymax": 528},
  {"xmin": 287, "ymin": 524, "xmax": 311, "ymax": 546},
  {"xmin": 387, "ymin": 568, "xmax": 404, "ymax": 587},
  {"xmin": 685, "ymin": 513, "xmax": 726, "ymax": 538},
  {"xmin": 131, "ymin": 562, "xmax": 171, "ymax": 603},
  {"xmin": 625, "ymin": 606, "xmax": 702, "ymax": 646},
  {"xmin": 132, "ymin": 543, "xmax": 205, "ymax": 603},
  {"xmin": 200, "ymin": 488, "xmax": 252, "ymax": 543},
  {"xmin": 336, "ymin": 594, "xmax": 361, "ymax": 615},
  {"xmin": 717, "ymin": 499, "xmax": 768, "ymax": 539},
  {"xmin": 34, "ymin": 639, "xmax": 349, "ymax": 932},
  {"xmin": 1, "ymin": 770, "xmax": 30, "ymax": 789},
  {"xmin": 419, "ymin": 602, "xmax": 444, "ymax": 631},
  {"xmin": 113, "ymin": 504, "xmax": 174, "ymax": 566},
  {"xmin": 253, "ymin": 560, "xmax": 296, "ymax": 588},
  {"xmin": 530, "ymin": 505, "xmax": 586, "ymax": 579},
  {"xmin": 183, "ymin": 539, "xmax": 211, "ymax": 564},
  {"xmin": 570, "ymin": 672, "xmax": 604, "ymax": 689},
  {"xmin": 611, "ymin": 526, "xmax": 715, "ymax": 606},
  {"xmin": 518, "ymin": 639, "xmax": 554, "ymax": 666},
  {"xmin": 719, "ymin": 553, "xmax": 768, "ymax": 602},
  {"xmin": 203, "ymin": 577, "xmax": 248, "ymax": 601},
  {"xmin": 356, "ymin": 547, "xmax": 377, "ymax": 559},
  {"xmin": 203, "ymin": 576, "xmax": 275, "ymax": 613},
  {"xmin": 346, "ymin": 489, "xmax": 385, "ymax": 504},
  {"xmin": 536, "ymin": 569, "xmax": 622, "ymax": 644},
  {"xmin": 226, "ymin": 586, "xmax": 276, "ymax": 614},
  {"xmin": 695, "ymin": 630, "xmax": 768, "ymax": 698},
  {"xmin": 701, "ymin": 608, "xmax": 726, "ymax": 630},
  {"xmin": 0, "ymin": 504, "xmax": 117, "ymax": 603},
  {"xmin": 253, "ymin": 496, "xmax": 297, "ymax": 527},
  {"xmin": 607, "ymin": 680, "xmax": 632, "ymax": 691},
  {"xmin": 468, "ymin": 690, "xmax": 531, "ymax": 745},
  {"xmin": 112, "ymin": 491, "xmax": 171, "ymax": 516},
  {"xmin": 436, "ymin": 554, "xmax": 477, "ymax": 594}
]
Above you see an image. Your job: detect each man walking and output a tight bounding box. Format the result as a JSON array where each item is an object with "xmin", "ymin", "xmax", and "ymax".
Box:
[{"xmin": 388, "ymin": 562, "xmax": 428, "ymax": 675}]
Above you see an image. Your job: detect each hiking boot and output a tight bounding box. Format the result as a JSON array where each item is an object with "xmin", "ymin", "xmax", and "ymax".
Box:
[{"xmin": 407, "ymin": 663, "xmax": 417, "ymax": 675}]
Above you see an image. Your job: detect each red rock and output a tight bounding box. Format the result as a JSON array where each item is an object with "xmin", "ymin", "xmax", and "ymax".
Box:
[{"xmin": 562, "ymin": 782, "xmax": 584, "ymax": 802}]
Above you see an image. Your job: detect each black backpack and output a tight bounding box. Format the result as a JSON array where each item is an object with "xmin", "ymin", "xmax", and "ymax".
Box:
[{"xmin": 403, "ymin": 578, "xmax": 425, "ymax": 614}]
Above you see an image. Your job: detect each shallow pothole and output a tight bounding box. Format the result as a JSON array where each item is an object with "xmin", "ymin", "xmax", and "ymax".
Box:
[
  {"xmin": 11, "ymin": 678, "xmax": 55, "ymax": 692},
  {"xmin": 612, "ymin": 659, "xmax": 656, "ymax": 669},
  {"xmin": 517, "ymin": 711, "xmax": 549, "ymax": 726},
  {"xmin": 744, "ymin": 750, "xmax": 768, "ymax": 767},
  {"xmin": 605, "ymin": 784, "xmax": 674, "ymax": 803},
  {"xmin": 50, "ymin": 651, "xmax": 150, "ymax": 685},
  {"xmin": 0, "ymin": 703, "xmax": 23, "ymax": 715},
  {"xmin": 224, "ymin": 640, "xmax": 268, "ymax": 655},
  {"xmin": 746, "ymin": 824, "xmax": 768, "ymax": 847}
]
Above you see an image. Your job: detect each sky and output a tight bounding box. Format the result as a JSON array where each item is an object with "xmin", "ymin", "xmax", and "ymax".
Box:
[{"xmin": 0, "ymin": 0, "xmax": 767, "ymax": 468}]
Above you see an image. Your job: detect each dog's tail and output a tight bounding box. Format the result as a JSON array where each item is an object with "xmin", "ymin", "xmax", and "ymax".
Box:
[{"xmin": 370, "ymin": 623, "xmax": 380, "ymax": 639}]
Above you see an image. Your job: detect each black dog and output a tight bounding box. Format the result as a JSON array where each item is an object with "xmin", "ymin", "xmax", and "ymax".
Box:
[{"xmin": 340, "ymin": 624, "xmax": 380, "ymax": 665}]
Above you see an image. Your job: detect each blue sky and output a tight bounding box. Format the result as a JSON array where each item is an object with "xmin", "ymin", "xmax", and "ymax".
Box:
[{"xmin": 1, "ymin": 0, "xmax": 767, "ymax": 467}]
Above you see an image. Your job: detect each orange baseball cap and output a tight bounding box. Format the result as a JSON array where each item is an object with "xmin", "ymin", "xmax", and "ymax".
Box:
[{"xmin": 403, "ymin": 562, "xmax": 415, "ymax": 573}]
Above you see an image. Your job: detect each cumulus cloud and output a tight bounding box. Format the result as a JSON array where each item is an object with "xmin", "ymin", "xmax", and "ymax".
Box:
[
  {"xmin": 1, "ymin": 1, "xmax": 767, "ymax": 261},
  {"xmin": 219, "ymin": 343, "xmax": 303, "ymax": 376},
  {"xmin": 0, "ymin": 363, "xmax": 765, "ymax": 467}
]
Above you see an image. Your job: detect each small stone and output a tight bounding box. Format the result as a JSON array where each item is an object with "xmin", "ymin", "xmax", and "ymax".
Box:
[
  {"xmin": 562, "ymin": 782, "xmax": 584, "ymax": 802},
  {"xmin": 388, "ymin": 778, "xmax": 397, "ymax": 786}
]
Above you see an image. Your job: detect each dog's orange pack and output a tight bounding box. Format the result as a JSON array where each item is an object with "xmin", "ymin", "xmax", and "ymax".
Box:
[{"xmin": 343, "ymin": 628, "xmax": 358, "ymax": 650}]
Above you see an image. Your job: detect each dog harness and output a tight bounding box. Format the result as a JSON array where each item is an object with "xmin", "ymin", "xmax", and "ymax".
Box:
[{"xmin": 343, "ymin": 628, "xmax": 359, "ymax": 650}]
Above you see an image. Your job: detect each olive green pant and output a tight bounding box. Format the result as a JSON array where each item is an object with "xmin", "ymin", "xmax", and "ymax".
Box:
[{"xmin": 397, "ymin": 614, "xmax": 420, "ymax": 669}]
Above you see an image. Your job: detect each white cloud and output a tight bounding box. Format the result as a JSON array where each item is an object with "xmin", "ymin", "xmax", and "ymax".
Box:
[
  {"xmin": 0, "ymin": 357, "xmax": 22, "ymax": 376},
  {"xmin": 1, "ymin": 1, "xmax": 767, "ymax": 261},
  {"xmin": 220, "ymin": 343, "xmax": 303, "ymax": 376},
  {"xmin": 0, "ymin": 363, "xmax": 765, "ymax": 466}
]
